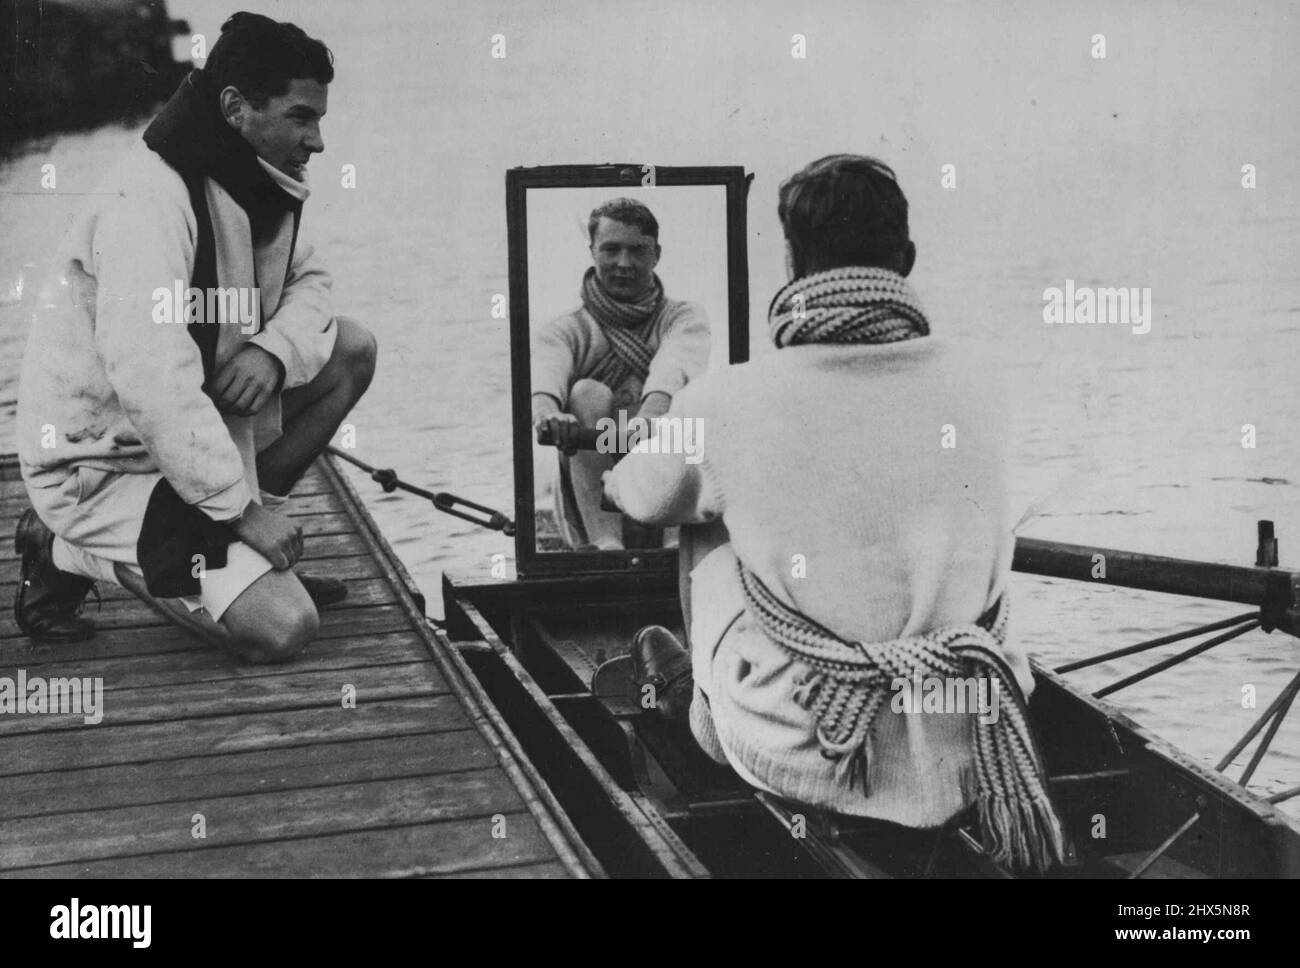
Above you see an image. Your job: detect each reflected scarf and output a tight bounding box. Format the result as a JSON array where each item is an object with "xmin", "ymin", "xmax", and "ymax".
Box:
[
  {"xmin": 581, "ymin": 267, "xmax": 666, "ymax": 390},
  {"xmin": 768, "ymin": 266, "xmax": 929, "ymax": 348},
  {"xmin": 736, "ymin": 565, "xmax": 1069, "ymax": 872}
]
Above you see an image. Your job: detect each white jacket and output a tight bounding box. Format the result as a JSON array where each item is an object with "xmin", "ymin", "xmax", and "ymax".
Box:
[{"xmin": 17, "ymin": 142, "xmax": 335, "ymax": 521}]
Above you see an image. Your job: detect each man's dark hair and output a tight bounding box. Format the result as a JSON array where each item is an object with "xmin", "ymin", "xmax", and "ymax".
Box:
[
  {"xmin": 204, "ymin": 12, "xmax": 334, "ymax": 108},
  {"xmin": 588, "ymin": 198, "xmax": 659, "ymax": 245},
  {"xmin": 778, "ymin": 154, "xmax": 909, "ymax": 274}
]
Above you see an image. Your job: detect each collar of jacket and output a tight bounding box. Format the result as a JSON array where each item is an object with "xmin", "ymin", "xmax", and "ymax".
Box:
[{"xmin": 143, "ymin": 69, "xmax": 301, "ymax": 243}]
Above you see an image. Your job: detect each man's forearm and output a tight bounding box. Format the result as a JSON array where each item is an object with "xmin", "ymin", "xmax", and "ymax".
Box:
[{"xmin": 532, "ymin": 392, "xmax": 564, "ymax": 421}]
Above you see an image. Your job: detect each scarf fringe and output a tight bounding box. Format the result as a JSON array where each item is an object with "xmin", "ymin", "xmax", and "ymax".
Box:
[{"xmin": 977, "ymin": 789, "xmax": 1070, "ymax": 872}]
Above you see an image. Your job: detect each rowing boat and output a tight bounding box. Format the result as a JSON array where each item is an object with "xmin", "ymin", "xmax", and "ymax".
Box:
[
  {"xmin": 415, "ymin": 162, "xmax": 1300, "ymax": 877},
  {"xmin": 436, "ymin": 530, "xmax": 1300, "ymax": 877}
]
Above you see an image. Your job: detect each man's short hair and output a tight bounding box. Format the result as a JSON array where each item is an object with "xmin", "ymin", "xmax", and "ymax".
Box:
[
  {"xmin": 778, "ymin": 154, "xmax": 909, "ymax": 272},
  {"xmin": 588, "ymin": 198, "xmax": 659, "ymax": 245},
  {"xmin": 205, "ymin": 12, "xmax": 334, "ymax": 108}
]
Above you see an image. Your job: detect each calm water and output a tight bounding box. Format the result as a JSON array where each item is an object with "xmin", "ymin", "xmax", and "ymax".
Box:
[{"xmin": 2, "ymin": 0, "xmax": 1297, "ymax": 810}]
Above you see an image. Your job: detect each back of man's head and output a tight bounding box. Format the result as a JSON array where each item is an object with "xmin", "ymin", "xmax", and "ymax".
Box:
[
  {"xmin": 204, "ymin": 12, "xmax": 334, "ymax": 108},
  {"xmin": 778, "ymin": 154, "xmax": 910, "ymax": 277},
  {"xmin": 588, "ymin": 197, "xmax": 659, "ymax": 244}
]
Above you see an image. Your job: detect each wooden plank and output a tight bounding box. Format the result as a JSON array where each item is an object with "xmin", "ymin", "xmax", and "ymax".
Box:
[
  {"xmin": 0, "ymin": 556, "xmax": 387, "ymax": 601},
  {"xmin": 0, "ymin": 528, "xmax": 372, "ymax": 564},
  {"xmin": 0, "ymin": 730, "xmax": 497, "ymax": 821},
  {"xmin": 0, "ymin": 549, "xmax": 382, "ymax": 589},
  {"xmin": 8, "ymin": 630, "xmax": 430, "ymax": 693},
  {"xmin": 4, "ymin": 813, "xmax": 561, "ymax": 878},
  {"xmin": 1, "ymin": 605, "xmax": 414, "ymax": 667},
  {"xmin": 0, "ymin": 490, "xmax": 348, "ymax": 517},
  {"xmin": 0, "ymin": 770, "xmax": 527, "ymax": 869},
  {"xmin": 289, "ymin": 467, "xmax": 331, "ymax": 497},
  {"xmin": 0, "ymin": 452, "xmax": 585, "ymax": 877},
  {"xmin": 1105, "ymin": 851, "xmax": 1211, "ymax": 879},
  {"xmin": 0, "ymin": 490, "xmax": 347, "ymax": 528},
  {"xmin": 0, "ymin": 661, "xmax": 447, "ymax": 738},
  {"xmin": 430, "ymin": 861, "xmax": 571, "ymax": 878},
  {"xmin": 0, "ymin": 577, "xmax": 398, "ymax": 640},
  {"xmin": 0, "ymin": 696, "xmax": 471, "ymax": 776}
]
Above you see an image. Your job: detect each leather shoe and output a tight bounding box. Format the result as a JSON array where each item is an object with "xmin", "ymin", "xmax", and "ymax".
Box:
[
  {"xmin": 13, "ymin": 509, "xmax": 96, "ymax": 643},
  {"xmin": 296, "ymin": 573, "xmax": 348, "ymax": 608},
  {"xmin": 630, "ymin": 625, "xmax": 693, "ymax": 726}
]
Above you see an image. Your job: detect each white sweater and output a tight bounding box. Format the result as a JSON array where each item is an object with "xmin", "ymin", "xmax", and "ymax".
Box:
[{"xmin": 607, "ymin": 336, "xmax": 1034, "ymax": 824}]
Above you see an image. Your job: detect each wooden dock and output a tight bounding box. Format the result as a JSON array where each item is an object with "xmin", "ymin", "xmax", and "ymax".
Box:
[{"xmin": 0, "ymin": 453, "xmax": 600, "ymax": 878}]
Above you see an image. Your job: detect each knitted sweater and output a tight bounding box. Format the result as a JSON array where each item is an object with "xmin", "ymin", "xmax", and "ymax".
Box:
[
  {"xmin": 531, "ymin": 298, "xmax": 710, "ymax": 410},
  {"xmin": 16, "ymin": 141, "xmax": 335, "ymax": 521},
  {"xmin": 606, "ymin": 336, "xmax": 1034, "ymax": 825}
]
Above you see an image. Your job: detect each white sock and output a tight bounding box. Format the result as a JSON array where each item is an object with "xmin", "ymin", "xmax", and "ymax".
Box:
[{"xmin": 259, "ymin": 489, "xmax": 289, "ymax": 511}]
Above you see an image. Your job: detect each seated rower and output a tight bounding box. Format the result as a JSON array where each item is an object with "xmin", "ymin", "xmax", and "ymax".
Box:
[
  {"xmin": 604, "ymin": 155, "xmax": 1067, "ymax": 870},
  {"xmin": 531, "ymin": 198, "xmax": 709, "ymax": 550}
]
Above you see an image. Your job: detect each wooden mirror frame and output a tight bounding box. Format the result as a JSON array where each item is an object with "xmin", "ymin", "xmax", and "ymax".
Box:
[{"xmin": 506, "ymin": 163, "xmax": 751, "ymax": 578}]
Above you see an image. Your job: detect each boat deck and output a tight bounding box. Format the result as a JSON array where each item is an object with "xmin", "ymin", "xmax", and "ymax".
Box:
[{"xmin": 0, "ymin": 454, "xmax": 598, "ymax": 878}]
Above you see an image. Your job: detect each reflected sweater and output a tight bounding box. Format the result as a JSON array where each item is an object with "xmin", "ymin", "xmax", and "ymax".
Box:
[{"xmin": 531, "ymin": 298, "xmax": 710, "ymax": 411}]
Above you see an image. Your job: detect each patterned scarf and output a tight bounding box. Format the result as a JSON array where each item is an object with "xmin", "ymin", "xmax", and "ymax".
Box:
[
  {"xmin": 581, "ymin": 267, "xmax": 665, "ymax": 390},
  {"xmin": 768, "ymin": 265, "xmax": 929, "ymax": 348},
  {"xmin": 737, "ymin": 565, "xmax": 1069, "ymax": 871}
]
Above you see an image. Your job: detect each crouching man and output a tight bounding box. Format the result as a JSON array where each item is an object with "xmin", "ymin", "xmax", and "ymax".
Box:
[
  {"xmin": 14, "ymin": 13, "xmax": 376, "ymax": 663},
  {"xmin": 604, "ymin": 155, "xmax": 1068, "ymax": 870}
]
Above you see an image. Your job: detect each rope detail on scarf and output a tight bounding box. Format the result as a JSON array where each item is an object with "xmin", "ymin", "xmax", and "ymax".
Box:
[
  {"xmin": 768, "ymin": 265, "xmax": 930, "ymax": 348},
  {"xmin": 581, "ymin": 267, "xmax": 663, "ymax": 391},
  {"xmin": 737, "ymin": 563, "xmax": 1069, "ymax": 871}
]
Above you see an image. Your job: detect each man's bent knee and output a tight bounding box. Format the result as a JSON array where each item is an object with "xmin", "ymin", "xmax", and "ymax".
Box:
[
  {"xmin": 570, "ymin": 379, "xmax": 613, "ymax": 427},
  {"xmin": 220, "ymin": 570, "xmax": 320, "ymax": 663},
  {"xmin": 334, "ymin": 316, "xmax": 378, "ymax": 393},
  {"xmin": 235, "ymin": 603, "xmax": 319, "ymax": 664}
]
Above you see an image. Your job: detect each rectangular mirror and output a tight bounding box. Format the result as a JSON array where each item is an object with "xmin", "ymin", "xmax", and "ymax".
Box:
[{"xmin": 507, "ymin": 164, "xmax": 750, "ymax": 578}]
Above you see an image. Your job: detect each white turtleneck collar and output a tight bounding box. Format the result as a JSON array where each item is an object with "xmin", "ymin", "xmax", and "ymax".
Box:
[{"xmin": 256, "ymin": 156, "xmax": 312, "ymax": 202}]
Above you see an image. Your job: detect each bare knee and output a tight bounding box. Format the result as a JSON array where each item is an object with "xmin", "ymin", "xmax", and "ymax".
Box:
[
  {"xmin": 335, "ymin": 316, "xmax": 377, "ymax": 395},
  {"xmin": 235, "ymin": 603, "xmax": 320, "ymax": 664},
  {"xmin": 569, "ymin": 379, "xmax": 613, "ymax": 427}
]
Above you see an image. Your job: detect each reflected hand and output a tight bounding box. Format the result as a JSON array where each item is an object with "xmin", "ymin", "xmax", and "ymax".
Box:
[{"xmin": 534, "ymin": 412, "xmax": 582, "ymax": 455}]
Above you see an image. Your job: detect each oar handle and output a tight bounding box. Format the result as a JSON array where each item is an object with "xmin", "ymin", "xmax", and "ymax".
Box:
[{"xmin": 535, "ymin": 425, "xmax": 604, "ymax": 451}]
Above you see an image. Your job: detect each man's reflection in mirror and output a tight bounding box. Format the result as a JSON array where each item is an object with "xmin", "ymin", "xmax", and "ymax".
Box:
[{"xmin": 532, "ymin": 198, "xmax": 710, "ymax": 550}]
